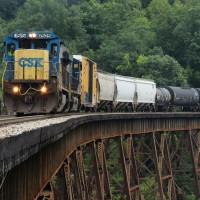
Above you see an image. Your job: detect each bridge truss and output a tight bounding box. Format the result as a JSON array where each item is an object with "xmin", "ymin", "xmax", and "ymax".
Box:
[{"xmin": 40, "ymin": 130, "xmax": 200, "ymax": 200}]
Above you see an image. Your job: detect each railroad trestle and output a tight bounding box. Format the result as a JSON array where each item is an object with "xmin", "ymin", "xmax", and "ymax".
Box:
[{"xmin": 0, "ymin": 113, "xmax": 200, "ymax": 199}]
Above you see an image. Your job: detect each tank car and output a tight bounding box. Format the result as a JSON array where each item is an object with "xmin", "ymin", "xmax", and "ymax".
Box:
[
  {"xmin": 165, "ymin": 86, "xmax": 199, "ymax": 111},
  {"xmin": 194, "ymin": 88, "xmax": 200, "ymax": 111},
  {"xmin": 156, "ymin": 88, "xmax": 171, "ymax": 111}
]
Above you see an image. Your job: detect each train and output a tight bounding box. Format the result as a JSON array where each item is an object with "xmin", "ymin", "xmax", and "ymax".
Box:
[{"xmin": 1, "ymin": 31, "xmax": 200, "ymax": 115}]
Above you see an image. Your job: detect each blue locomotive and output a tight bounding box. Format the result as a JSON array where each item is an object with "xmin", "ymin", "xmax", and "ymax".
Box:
[{"xmin": 2, "ymin": 31, "xmax": 75, "ymax": 114}]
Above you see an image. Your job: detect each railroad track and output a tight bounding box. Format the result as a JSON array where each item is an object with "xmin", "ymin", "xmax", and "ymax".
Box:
[
  {"xmin": 0, "ymin": 113, "xmax": 81, "ymax": 127},
  {"xmin": 1, "ymin": 111, "xmax": 199, "ymax": 128}
]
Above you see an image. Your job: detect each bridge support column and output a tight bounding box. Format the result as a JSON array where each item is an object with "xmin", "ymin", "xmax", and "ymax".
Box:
[
  {"xmin": 72, "ymin": 147, "xmax": 89, "ymax": 200},
  {"xmin": 151, "ymin": 132, "xmax": 176, "ymax": 200},
  {"xmin": 127, "ymin": 135, "xmax": 142, "ymax": 200},
  {"xmin": 117, "ymin": 136, "xmax": 131, "ymax": 199},
  {"xmin": 63, "ymin": 158, "xmax": 74, "ymax": 200},
  {"xmin": 91, "ymin": 140, "xmax": 112, "ymax": 200},
  {"xmin": 188, "ymin": 130, "xmax": 200, "ymax": 198},
  {"xmin": 53, "ymin": 166, "xmax": 68, "ymax": 199}
]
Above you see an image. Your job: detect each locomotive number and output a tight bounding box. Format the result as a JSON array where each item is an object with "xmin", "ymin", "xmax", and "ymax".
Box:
[
  {"xmin": 14, "ymin": 33, "xmax": 27, "ymax": 38},
  {"xmin": 38, "ymin": 33, "xmax": 52, "ymax": 39}
]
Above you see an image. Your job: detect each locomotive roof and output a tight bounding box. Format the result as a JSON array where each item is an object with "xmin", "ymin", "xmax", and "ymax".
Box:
[
  {"xmin": 73, "ymin": 55, "xmax": 83, "ymax": 61},
  {"xmin": 73, "ymin": 55, "xmax": 96, "ymax": 64},
  {"xmin": 6, "ymin": 31, "xmax": 60, "ymax": 40}
]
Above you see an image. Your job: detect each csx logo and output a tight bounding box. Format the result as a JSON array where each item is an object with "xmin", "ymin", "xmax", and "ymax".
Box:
[{"xmin": 18, "ymin": 57, "xmax": 43, "ymax": 67}]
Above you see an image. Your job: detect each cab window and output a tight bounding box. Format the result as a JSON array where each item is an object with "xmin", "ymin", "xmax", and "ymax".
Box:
[
  {"xmin": 19, "ymin": 40, "xmax": 31, "ymax": 49},
  {"xmin": 34, "ymin": 40, "xmax": 47, "ymax": 49},
  {"xmin": 51, "ymin": 43, "xmax": 58, "ymax": 57},
  {"xmin": 7, "ymin": 43, "xmax": 16, "ymax": 57}
]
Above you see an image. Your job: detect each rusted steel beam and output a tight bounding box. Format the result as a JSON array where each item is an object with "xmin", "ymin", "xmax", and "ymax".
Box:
[
  {"xmin": 91, "ymin": 140, "xmax": 112, "ymax": 200},
  {"xmin": 91, "ymin": 140, "xmax": 104, "ymax": 200},
  {"xmin": 72, "ymin": 147, "xmax": 89, "ymax": 200},
  {"xmin": 117, "ymin": 136, "xmax": 131, "ymax": 199},
  {"xmin": 53, "ymin": 165, "xmax": 68, "ymax": 199},
  {"xmin": 86, "ymin": 165, "xmax": 95, "ymax": 196},
  {"xmin": 151, "ymin": 132, "xmax": 176, "ymax": 200},
  {"xmin": 127, "ymin": 135, "xmax": 142, "ymax": 200},
  {"xmin": 188, "ymin": 130, "xmax": 200, "ymax": 198},
  {"xmin": 162, "ymin": 132, "xmax": 176, "ymax": 199},
  {"xmin": 37, "ymin": 182, "xmax": 54, "ymax": 200},
  {"xmin": 63, "ymin": 158, "xmax": 74, "ymax": 200},
  {"xmin": 101, "ymin": 141, "xmax": 112, "ymax": 200},
  {"xmin": 151, "ymin": 132, "xmax": 165, "ymax": 200}
]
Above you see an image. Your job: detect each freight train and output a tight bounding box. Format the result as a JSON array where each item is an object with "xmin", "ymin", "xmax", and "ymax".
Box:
[{"xmin": 2, "ymin": 31, "xmax": 200, "ymax": 115}]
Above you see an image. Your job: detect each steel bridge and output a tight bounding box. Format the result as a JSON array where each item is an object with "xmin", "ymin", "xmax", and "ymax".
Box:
[{"xmin": 1, "ymin": 113, "xmax": 200, "ymax": 200}]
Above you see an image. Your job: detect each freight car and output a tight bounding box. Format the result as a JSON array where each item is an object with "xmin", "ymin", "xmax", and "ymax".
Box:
[
  {"xmin": 96, "ymin": 71, "xmax": 156, "ymax": 112},
  {"xmin": 156, "ymin": 87, "xmax": 200, "ymax": 111}
]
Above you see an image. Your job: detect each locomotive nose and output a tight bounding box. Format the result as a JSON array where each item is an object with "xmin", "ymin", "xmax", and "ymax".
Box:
[{"xmin": 14, "ymin": 49, "xmax": 49, "ymax": 81}]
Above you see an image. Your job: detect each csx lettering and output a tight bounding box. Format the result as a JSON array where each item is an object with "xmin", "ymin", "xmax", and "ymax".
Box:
[{"xmin": 18, "ymin": 58, "xmax": 43, "ymax": 67}]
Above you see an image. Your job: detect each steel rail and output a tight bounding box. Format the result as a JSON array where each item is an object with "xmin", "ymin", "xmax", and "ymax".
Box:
[{"xmin": 0, "ymin": 113, "xmax": 84, "ymax": 127}]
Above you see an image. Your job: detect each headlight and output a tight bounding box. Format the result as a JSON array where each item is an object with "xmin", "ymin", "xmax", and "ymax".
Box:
[
  {"xmin": 32, "ymin": 33, "xmax": 36, "ymax": 38},
  {"xmin": 41, "ymin": 85, "xmax": 47, "ymax": 93},
  {"xmin": 13, "ymin": 86, "xmax": 19, "ymax": 93},
  {"xmin": 29, "ymin": 33, "xmax": 36, "ymax": 38}
]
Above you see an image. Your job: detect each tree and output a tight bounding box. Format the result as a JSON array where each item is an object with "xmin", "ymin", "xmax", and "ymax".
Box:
[
  {"xmin": 0, "ymin": 0, "xmax": 25, "ymax": 20},
  {"xmin": 147, "ymin": 0, "xmax": 200, "ymax": 86},
  {"xmin": 7, "ymin": 0, "xmax": 68, "ymax": 35},
  {"xmin": 136, "ymin": 54, "xmax": 188, "ymax": 86},
  {"xmin": 141, "ymin": 0, "xmax": 151, "ymax": 8}
]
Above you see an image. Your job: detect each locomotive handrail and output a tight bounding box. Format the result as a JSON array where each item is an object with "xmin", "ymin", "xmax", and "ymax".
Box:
[
  {"xmin": 3, "ymin": 61, "xmax": 15, "ymax": 80},
  {"xmin": 50, "ymin": 61, "xmax": 60, "ymax": 76}
]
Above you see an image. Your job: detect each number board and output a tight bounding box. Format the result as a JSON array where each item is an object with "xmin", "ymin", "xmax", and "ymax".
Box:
[
  {"xmin": 38, "ymin": 33, "xmax": 52, "ymax": 39},
  {"xmin": 13, "ymin": 33, "xmax": 27, "ymax": 39}
]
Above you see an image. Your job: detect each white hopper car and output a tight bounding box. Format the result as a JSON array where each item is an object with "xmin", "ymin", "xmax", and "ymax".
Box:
[{"xmin": 96, "ymin": 70, "xmax": 156, "ymax": 112}]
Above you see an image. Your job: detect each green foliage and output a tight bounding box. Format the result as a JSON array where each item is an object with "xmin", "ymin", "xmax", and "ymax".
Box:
[
  {"xmin": 0, "ymin": 0, "xmax": 25, "ymax": 20},
  {"xmin": 140, "ymin": 177, "xmax": 160, "ymax": 200},
  {"xmin": 8, "ymin": 0, "xmax": 68, "ymax": 34},
  {"xmin": 136, "ymin": 55, "xmax": 148, "ymax": 65},
  {"xmin": 137, "ymin": 54, "xmax": 188, "ymax": 86},
  {"xmin": 147, "ymin": 0, "xmax": 200, "ymax": 86},
  {"xmin": 116, "ymin": 53, "xmax": 132, "ymax": 71}
]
